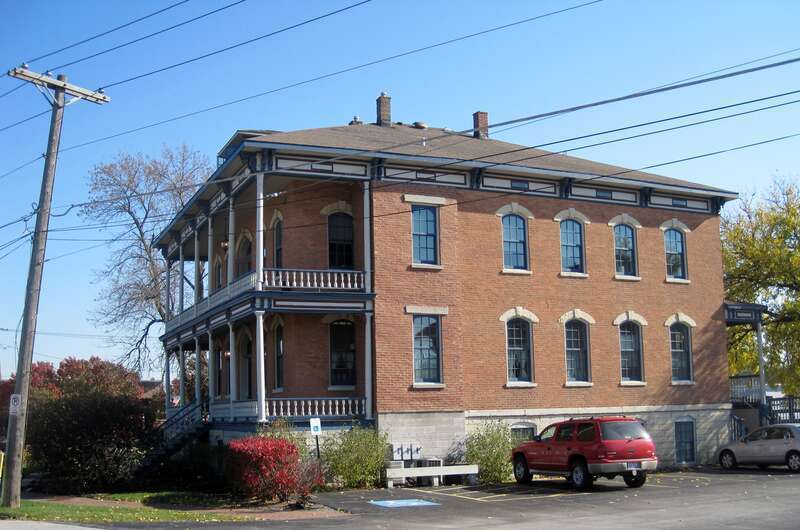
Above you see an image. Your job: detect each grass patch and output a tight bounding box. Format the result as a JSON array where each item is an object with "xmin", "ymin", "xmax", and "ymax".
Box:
[
  {"xmin": 0, "ymin": 499, "xmax": 248, "ymax": 523},
  {"xmin": 93, "ymin": 490, "xmax": 244, "ymax": 509}
]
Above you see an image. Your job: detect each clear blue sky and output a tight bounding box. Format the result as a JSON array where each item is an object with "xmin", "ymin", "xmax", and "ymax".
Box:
[{"xmin": 1, "ymin": 0, "xmax": 798, "ymax": 378}]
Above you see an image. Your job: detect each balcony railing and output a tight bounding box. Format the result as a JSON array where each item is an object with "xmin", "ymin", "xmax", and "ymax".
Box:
[
  {"xmin": 208, "ymin": 396, "xmax": 366, "ymax": 422},
  {"xmin": 730, "ymin": 374, "xmax": 762, "ymax": 403},
  {"xmin": 263, "ymin": 268, "xmax": 365, "ymax": 291},
  {"xmin": 165, "ymin": 268, "xmax": 366, "ymax": 332}
]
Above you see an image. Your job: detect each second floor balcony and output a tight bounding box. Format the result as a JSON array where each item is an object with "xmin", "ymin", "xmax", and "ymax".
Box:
[{"xmin": 165, "ymin": 267, "xmax": 368, "ymax": 333}]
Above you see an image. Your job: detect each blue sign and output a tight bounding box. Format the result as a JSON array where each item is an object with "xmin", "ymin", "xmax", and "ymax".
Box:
[{"xmin": 369, "ymin": 499, "xmax": 439, "ymax": 508}]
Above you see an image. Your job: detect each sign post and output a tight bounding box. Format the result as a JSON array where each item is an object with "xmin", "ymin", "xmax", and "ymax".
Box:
[{"xmin": 310, "ymin": 417, "xmax": 322, "ymax": 459}]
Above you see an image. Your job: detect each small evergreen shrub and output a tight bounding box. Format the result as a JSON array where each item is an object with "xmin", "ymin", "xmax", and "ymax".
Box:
[
  {"xmin": 322, "ymin": 426, "xmax": 388, "ymax": 488},
  {"xmin": 464, "ymin": 421, "xmax": 514, "ymax": 484}
]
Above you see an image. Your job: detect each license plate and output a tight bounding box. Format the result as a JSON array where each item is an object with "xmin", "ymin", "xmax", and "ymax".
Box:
[{"xmin": 626, "ymin": 462, "xmax": 642, "ymax": 470}]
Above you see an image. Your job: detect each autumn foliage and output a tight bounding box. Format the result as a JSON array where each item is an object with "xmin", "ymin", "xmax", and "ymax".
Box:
[{"xmin": 226, "ymin": 437, "xmax": 321, "ymax": 502}]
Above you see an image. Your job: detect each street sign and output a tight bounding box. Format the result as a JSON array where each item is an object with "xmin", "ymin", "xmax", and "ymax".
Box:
[
  {"xmin": 310, "ymin": 417, "xmax": 322, "ymax": 436},
  {"xmin": 8, "ymin": 394, "xmax": 20, "ymax": 416}
]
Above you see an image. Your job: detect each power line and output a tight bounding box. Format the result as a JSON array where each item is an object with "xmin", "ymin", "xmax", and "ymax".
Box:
[
  {"xmin": 0, "ymin": 109, "xmax": 51, "ymax": 134},
  {"xmin": 0, "ymin": 327, "xmax": 154, "ymax": 342},
  {"xmin": 99, "ymin": 0, "xmax": 375, "ymax": 90},
  {"xmin": 49, "ymin": 0, "xmax": 248, "ymax": 73}
]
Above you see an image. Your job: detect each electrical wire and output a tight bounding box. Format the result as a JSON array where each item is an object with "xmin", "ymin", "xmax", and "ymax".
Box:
[{"xmin": 98, "ymin": 0, "xmax": 376, "ymax": 90}]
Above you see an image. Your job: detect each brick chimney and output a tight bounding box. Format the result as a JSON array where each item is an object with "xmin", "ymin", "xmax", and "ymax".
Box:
[
  {"xmin": 473, "ymin": 111, "xmax": 488, "ymax": 139},
  {"xmin": 376, "ymin": 92, "xmax": 391, "ymax": 126}
]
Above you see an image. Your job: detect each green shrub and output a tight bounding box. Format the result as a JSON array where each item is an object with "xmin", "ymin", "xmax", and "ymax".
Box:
[
  {"xmin": 322, "ymin": 426, "xmax": 388, "ymax": 488},
  {"xmin": 464, "ymin": 421, "xmax": 514, "ymax": 485}
]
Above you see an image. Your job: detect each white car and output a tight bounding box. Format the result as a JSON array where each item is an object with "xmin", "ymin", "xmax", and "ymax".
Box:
[{"xmin": 717, "ymin": 424, "xmax": 800, "ymax": 472}]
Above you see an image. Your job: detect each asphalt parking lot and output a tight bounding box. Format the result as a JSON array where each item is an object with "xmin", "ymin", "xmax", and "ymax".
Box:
[{"xmin": 96, "ymin": 468, "xmax": 800, "ymax": 529}]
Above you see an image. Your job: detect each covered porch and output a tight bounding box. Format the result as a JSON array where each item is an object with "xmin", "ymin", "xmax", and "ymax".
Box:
[{"xmin": 164, "ymin": 311, "xmax": 373, "ymax": 424}]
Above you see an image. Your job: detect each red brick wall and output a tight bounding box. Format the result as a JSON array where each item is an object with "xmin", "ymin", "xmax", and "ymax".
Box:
[{"xmin": 371, "ymin": 182, "xmax": 728, "ymax": 414}]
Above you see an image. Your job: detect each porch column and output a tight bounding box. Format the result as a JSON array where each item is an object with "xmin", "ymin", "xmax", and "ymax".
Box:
[
  {"xmin": 362, "ymin": 181, "xmax": 374, "ymax": 420},
  {"xmin": 255, "ymin": 311, "xmax": 266, "ymax": 422},
  {"xmin": 255, "ymin": 172, "xmax": 264, "ymax": 290},
  {"xmin": 178, "ymin": 343, "xmax": 186, "ymax": 407},
  {"xmin": 194, "ymin": 226, "xmax": 200, "ymax": 304},
  {"xmin": 207, "ymin": 215, "xmax": 214, "ymax": 295},
  {"xmin": 164, "ymin": 348, "xmax": 172, "ymax": 410},
  {"xmin": 165, "ymin": 258, "xmax": 171, "ymax": 319},
  {"xmin": 364, "ymin": 313, "xmax": 373, "ymax": 420},
  {"xmin": 194, "ymin": 336, "xmax": 202, "ymax": 404},
  {"xmin": 208, "ymin": 330, "xmax": 216, "ymax": 401},
  {"xmin": 227, "ymin": 197, "xmax": 235, "ymax": 285},
  {"xmin": 228, "ymin": 323, "xmax": 237, "ymax": 417},
  {"xmin": 178, "ymin": 241, "xmax": 185, "ymax": 313}
]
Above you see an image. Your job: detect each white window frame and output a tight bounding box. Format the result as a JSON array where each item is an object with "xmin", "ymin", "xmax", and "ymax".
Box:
[
  {"xmin": 408, "ymin": 309, "xmax": 445, "ymax": 388},
  {"xmin": 408, "ymin": 202, "xmax": 442, "ymax": 269},
  {"xmin": 500, "ymin": 307, "xmax": 539, "ymax": 387},
  {"xmin": 559, "ymin": 310, "xmax": 595, "ymax": 386},
  {"xmin": 660, "ymin": 219, "xmax": 691, "ymax": 283},
  {"xmin": 674, "ymin": 416, "xmax": 697, "ymax": 465},
  {"xmin": 327, "ymin": 317, "xmax": 357, "ymax": 391},
  {"xmin": 554, "ymin": 209, "xmax": 590, "ymax": 278}
]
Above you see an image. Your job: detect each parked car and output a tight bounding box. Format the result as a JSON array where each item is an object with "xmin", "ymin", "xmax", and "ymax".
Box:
[
  {"xmin": 511, "ymin": 416, "xmax": 658, "ymax": 490},
  {"xmin": 716, "ymin": 423, "xmax": 800, "ymax": 472}
]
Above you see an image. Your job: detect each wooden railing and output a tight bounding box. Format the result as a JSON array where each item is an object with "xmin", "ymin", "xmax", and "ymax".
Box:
[
  {"xmin": 263, "ymin": 268, "xmax": 365, "ymax": 291},
  {"xmin": 209, "ymin": 396, "xmax": 366, "ymax": 421},
  {"xmin": 161, "ymin": 402, "xmax": 204, "ymax": 441},
  {"xmin": 730, "ymin": 374, "xmax": 762, "ymax": 403},
  {"xmin": 165, "ymin": 271, "xmax": 257, "ymax": 332}
]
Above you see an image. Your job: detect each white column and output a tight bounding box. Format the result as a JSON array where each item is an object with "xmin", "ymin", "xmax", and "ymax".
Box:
[
  {"xmin": 363, "ymin": 181, "xmax": 372, "ymax": 292},
  {"xmin": 178, "ymin": 242, "xmax": 185, "ymax": 313},
  {"xmin": 164, "ymin": 349, "xmax": 172, "ymax": 411},
  {"xmin": 256, "ymin": 173, "xmax": 264, "ymax": 290},
  {"xmin": 194, "ymin": 227, "xmax": 200, "ymax": 304},
  {"xmin": 255, "ymin": 311, "xmax": 266, "ymax": 422},
  {"xmin": 364, "ymin": 313, "xmax": 373, "ymax": 420},
  {"xmin": 207, "ymin": 215, "xmax": 214, "ymax": 295},
  {"xmin": 208, "ymin": 330, "xmax": 216, "ymax": 402},
  {"xmin": 165, "ymin": 258, "xmax": 171, "ymax": 319},
  {"xmin": 228, "ymin": 323, "xmax": 237, "ymax": 417},
  {"xmin": 178, "ymin": 343, "xmax": 186, "ymax": 407},
  {"xmin": 194, "ymin": 336, "xmax": 202, "ymax": 404},
  {"xmin": 227, "ymin": 197, "xmax": 235, "ymax": 285}
]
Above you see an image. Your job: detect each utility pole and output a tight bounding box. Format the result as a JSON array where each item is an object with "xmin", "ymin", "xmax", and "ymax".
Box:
[{"xmin": 1, "ymin": 68, "xmax": 109, "ymax": 508}]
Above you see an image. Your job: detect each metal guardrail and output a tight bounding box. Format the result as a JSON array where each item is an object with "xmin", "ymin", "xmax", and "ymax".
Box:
[{"xmin": 730, "ymin": 374, "xmax": 762, "ymax": 403}]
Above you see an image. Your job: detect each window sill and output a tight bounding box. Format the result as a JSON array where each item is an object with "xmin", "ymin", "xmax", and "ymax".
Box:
[
  {"xmin": 614, "ymin": 274, "xmax": 641, "ymax": 282},
  {"xmin": 412, "ymin": 382, "xmax": 445, "ymax": 389},
  {"xmin": 505, "ymin": 381, "xmax": 537, "ymax": 388},
  {"xmin": 619, "ymin": 381, "xmax": 647, "ymax": 387},
  {"xmin": 564, "ymin": 381, "xmax": 593, "ymax": 388},
  {"xmin": 671, "ymin": 380, "xmax": 695, "ymax": 386},
  {"xmin": 411, "ymin": 263, "xmax": 443, "ymax": 271},
  {"xmin": 665, "ymin": 277, "xmax": 691, "ymax": 284},
  {"xmin": 501, "ymin": 268, "xmax": 532, "ymax": 275},
  {"xmin": 559, "ymin": 271, "xmax": 588, "ymax": 278},
  {"xmin": 328, "ymin": 385, "xmax": 355, "ymax": 391},
  {"xmin": 272, "ymin": 388, "xmax": 284, "ymax": 394}
]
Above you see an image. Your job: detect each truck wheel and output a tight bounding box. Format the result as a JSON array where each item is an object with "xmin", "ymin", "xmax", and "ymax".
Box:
[
  {"xmin": 569, "ymin": 459, "xmax": 594, "ymax": 491},
  {"xmin": 623, "ymin": 471, "xmax": 647, "ymax": 488},
  {"xmin": 513, "ymin": 454, "xmax": 532, "ymax": 485}
]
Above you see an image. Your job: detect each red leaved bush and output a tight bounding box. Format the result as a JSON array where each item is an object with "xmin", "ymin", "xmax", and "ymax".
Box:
[{"xmin": 227, "ymin": 437, "xmax": 321, "ymax": 502}]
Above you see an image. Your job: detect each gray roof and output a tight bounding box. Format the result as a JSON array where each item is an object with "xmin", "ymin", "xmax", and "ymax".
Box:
[{"xmin": 250, "ymin": 122, "xmax": 734, "ymax": 195}]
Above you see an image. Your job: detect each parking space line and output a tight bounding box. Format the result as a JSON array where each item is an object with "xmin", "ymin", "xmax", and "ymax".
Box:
[
  {"xmin": 487, "ymin": 491, "xmax": 591, "ymax": 502},
  {"xmin": 407, "ymin": 488, "xmax": 491, "ymax": 502}
]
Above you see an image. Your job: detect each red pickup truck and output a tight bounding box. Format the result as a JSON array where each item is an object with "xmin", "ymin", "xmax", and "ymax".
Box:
[{"xmin": 511, "ymin": 416, "xmax": 658, "ymax": 490}]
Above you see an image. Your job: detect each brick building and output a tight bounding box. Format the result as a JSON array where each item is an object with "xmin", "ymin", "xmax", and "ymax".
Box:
[{"xmin": 156, "ymin": 93, "xmax": 737, "ymax": 466}]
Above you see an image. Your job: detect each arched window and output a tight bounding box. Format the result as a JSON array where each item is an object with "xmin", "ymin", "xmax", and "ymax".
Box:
[
  {"xmin": 670, "ymin": 323, "xmax": 692, "ymax": 381},
  {"xmin": 565, "ymin": 319, "xmax": 589, "ymax": 382},
  {"xmin": 502, "ymin": 214, "xmax": 528, "ymax": 270},
  {"xmin": 506, "ymin": 318, "xmax": 532, "ymax": 382},
  {"xmin": 619, "ymin": 321, "xmax": 643, "ymax": 382},
  {"xmin": 560, "ymin": 220, "xmax": 584, "ymax": 273},
  {"xmin": 330, "ymin": 320, "xmax": 356, "ymax": 386},
  {"xmin": 274, "ymin": 324, "xmax": 284, "ymax": 389},
  {"xmin": 274, "ymin": 220, "xmax": 283, "ymax": 268},
  {"xmin": 614, "ymin": 224, "xmax": 636, "ymax": 276},
  {"xmin": 328, "ymin": 213, "xmax": 354, "ymax": 269},
  {"xmin": 235, "ymin": 236, "xmax": 253, "ymax": 278},
  {"xmin": 664, "ymin": 229, "xmax": 686, "ymax": 279},
  {"xmin": 239, "ymin": 334, "xmax": 253, "ymax": 400}
]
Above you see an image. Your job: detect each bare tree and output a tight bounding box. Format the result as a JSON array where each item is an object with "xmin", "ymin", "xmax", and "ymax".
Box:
[{"xmin": 81, "ymin": 145, "xmax": 211, "ymax": 371}]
